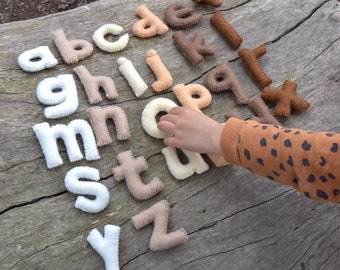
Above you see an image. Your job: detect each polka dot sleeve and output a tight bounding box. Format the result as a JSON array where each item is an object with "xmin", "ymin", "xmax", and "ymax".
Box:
[{"xmin": 221, "ymin": 118, "xmax": 340, "ymax": 203}]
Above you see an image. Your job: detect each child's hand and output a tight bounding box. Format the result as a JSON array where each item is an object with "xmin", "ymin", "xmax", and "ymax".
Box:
[{"xmin": 157, "ymin": 107, "xmax": 223, "ymax": 155}]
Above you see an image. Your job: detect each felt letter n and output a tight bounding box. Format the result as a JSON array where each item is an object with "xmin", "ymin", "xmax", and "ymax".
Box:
[
  {"xmin": 52, "ymin": 29, "xmax": 93, "ymax": 64},
  {"xmin": 87, "ymin": 106, "xmax": 130, "ymax": 147},
  {"xmin": 33, "ymin": 119, "xmax": 99, "ymax": 169}
]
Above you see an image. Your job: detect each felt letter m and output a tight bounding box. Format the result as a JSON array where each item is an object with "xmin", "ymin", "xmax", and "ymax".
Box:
[{"xmin": 33, "ymin": 119, "xmax": 100, "ymax": 169}]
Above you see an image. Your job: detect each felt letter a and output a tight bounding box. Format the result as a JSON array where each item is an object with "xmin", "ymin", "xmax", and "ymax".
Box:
[
  {"xmin": 87, "ymin": 225, "xmax": 120, "ymax": 270},
  {"xmin": 52, "ymin": 29, "xmax": 93, "ymax": 64},
  {"xmin": 18, "ymin": 46, "xmax": 58, "ymax": 72}
]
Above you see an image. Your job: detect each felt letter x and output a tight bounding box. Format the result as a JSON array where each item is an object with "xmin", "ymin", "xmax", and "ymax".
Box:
[
  {"xmin": 261, "ymin": 80, "xmax": 310, "ymax": 118},
  {"xmin": 112, "ymin": 150, "xmax": 164, "ymax": 200}
]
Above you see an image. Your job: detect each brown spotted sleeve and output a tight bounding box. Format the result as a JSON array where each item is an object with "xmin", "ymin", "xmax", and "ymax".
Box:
[{"xmin": 221, "ymin": 118, "xmax": 340, "ymax": 203}]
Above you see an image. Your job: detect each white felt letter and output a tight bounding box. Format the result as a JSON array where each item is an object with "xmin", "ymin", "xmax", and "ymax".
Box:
[
  {"xmin": 33, "ymin": 119, "xmax": 100, "ymax": 169},
  {"xmin": 18, "ymin": 46, "xmax": 58, "ymax": 72},
  {"xmin": 162, "ymin": 146, "xmax": 209, "ymax": 180},
  {"xmin": 36, "ymin": 74, "xmax": 78, "ymax": 119},
  {"xmin": 141, "ymin": 97, "xmax": 178, "ymax": 139},
  {"xmin": 117, "ymin": 57, "xmax": 148, "ymax": 97},
  {"xmin": 87, "ymin": 225, "xmax": 120, "ymax": 270},
  {"xmin": 64, "ymin": 166, "xmax": 109, "ymax": 213},
  {"xmin": 93, "ymin": 24, "xmax": 129, "ymax": 53}
]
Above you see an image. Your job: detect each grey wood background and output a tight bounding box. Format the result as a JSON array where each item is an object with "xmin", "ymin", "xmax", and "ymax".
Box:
[{"xmin": 0, "ymin": 0, "xmax": 339, "ymax": 269}]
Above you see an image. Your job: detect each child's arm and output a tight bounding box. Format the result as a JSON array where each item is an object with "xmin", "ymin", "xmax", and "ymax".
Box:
[{"xmin": 158, "ymin": 107, "xmax": 340, "ymax": 203}]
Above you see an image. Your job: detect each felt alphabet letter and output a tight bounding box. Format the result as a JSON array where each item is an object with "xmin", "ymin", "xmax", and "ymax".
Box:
[
  {"xmin": 64, "ymin": 166, "xmax": 109, "ymax": 213},
  {"xmin": 112, "ymin": 150, "xmax": 164, "ymax": 200},
  {"xmin": 87, "ymin": 106, "xmax": 130, "ymax": 147},
  {"xmin": 238, "ymin": 45, "xmax": 272, "ymax": 89},
  {"xmin": 92, "ymin": 24, "xmax": 129, "ymax": 53},
  {"xmin": 133, "ymin": 5, "xmax": 169, "ymax": 38},
  {"xmin": 52, "ymin": 29, "xmax": 93, "ymax": 64},
  {"xmin": 146, "ymin": 49, "xmax": 173, "ymax": 92},
  {"xmin": 210, "ymin": 11, "xmax": 243, "ymax": 49},
  {"xmin": 18, "ymin": 46, "xmax": 58, "ymax": 72},
  {"xmin": 141, "ymin": 97, "xmax": 178, "ymax": 139},
  {"xmin": 117, "ymin": 57, "xmax": 148, "ymax": 97},
  {"xmin": 172, "ymin": 31, "xmax": 216, "ymax": 66},
  {"xmin": 162, "ymin": 146, "xmax": 209, "ymax": 180},
  {"xmin": 36, "ymin": 74, "xmax": 78, "ymax": 119},
  {"xmin": 33, "ymin": 119, "xmax": 100, "ymax": 169},
  {"xmin": 73, "ymin": 65, "xmax": 118, "ymax": 105},
  {"xmin": 87, "ymin": 225, "xmax": 120, "ymax": 270},
  {"xmin": 193, "ymin": 0, "xmax": 222, "ymax": 7},
  {"xmin": 172, "ymin": 83, "xmax": 212, "ymax": 111},
  {"xmin": 248, "ymin": 97, "xmax": 281, "ymax": 125},
  {"xmin": 131, "ymin": 200, "xmax": 188, "ymax": 251},
  {"xmin": 204, "ymin": 61, "xmax": 249, "ymax": 104},
  {"xmin": 164, "ymin": 3, "xmax": 203, "ymax": 30}
]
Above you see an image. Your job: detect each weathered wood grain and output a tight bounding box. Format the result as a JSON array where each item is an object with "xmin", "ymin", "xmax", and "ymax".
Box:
[{"xmin": 0, "ymin": 0, "xmax": 339, "ymax": 269}]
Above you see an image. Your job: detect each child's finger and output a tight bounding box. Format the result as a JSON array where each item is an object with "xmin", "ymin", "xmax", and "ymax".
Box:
[
  {"xmin": 168, "ymin": 106, "xmax": 185, "ymax": 115},
  {"xmin": 159, "ymin": 113, "xmax": 178, "ymax": 124},
  {"xmin": 157, "ymin": 120, "xmax": 176, "ymax": 133}
]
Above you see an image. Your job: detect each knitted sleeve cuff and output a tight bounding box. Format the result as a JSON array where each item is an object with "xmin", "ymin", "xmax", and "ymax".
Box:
[{"xmin": 220, "ymin": 117, "xmax": 245, "ymax": 165}]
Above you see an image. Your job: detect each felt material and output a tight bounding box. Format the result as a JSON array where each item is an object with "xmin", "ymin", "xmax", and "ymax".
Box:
[
  {"xmin": 87, "ymin": 106, "xmax": 130, "ymax": 147},
  {"xmin": 204, "ymin": 61, "xmax": 249, "ymax": 104},
  {"xmin": 112, "ymin": 150, "xmax": 164, "ymax": 200},
  {"xmin": 64, "ymin": 166, "xmax": 109, "ymax": 213},
  {"xmin": 32, "ymin": 119, "xmax": 100, "ymax": 169},
  {"xmin": 18, "ymin": 46, "xmax": 58, "ymax": 72},
  {"xmin": 92, "ymin": 24, "xmax": 129, "ymax": 53},
  {"xmin": 238, "ymin": 45, "xmax": 272, "ymax": 89},
  {"xmin": 164, "ymin": 3, "xmax": 203, "ymax": 30},
  {"xmin": 146, "ymin": 49, "xmax": 173, "ymax": 92},
  {"xmin": 36, "ymin": 74, "xmax": 78, "ymax": 119},
  {"xmin": 261, "ymin": 80, "xmax": 310, "ymax": 118},
  {"xmin": 117, "ymin": 57, "xmax": 148, "ymax": 97},
  {"xmin": 133, "ymin": 5, "xmax": 169, "ymax": 38},
  {"xmin": 87, "ymin": 225, "xmax": 120, "ymax": 270},
  {"xmin": 248, "ymin": 97, "xmax": 281, "ymax": 125},
  {"xmin": 161, "ymin": 146, "xmax": 209, "ymax": 180},
  {"xmin": 172, "ymin": 31, "xmax": 216, "ymax": 66},
  {"xmin": 224, "ymin": 109, "xmax": 242, "ymax": 120},
  {"xmin": 210, "ymin": 11, "xmax": 243, "ymax": 49},
  {"xmin": 142, "ymin": 97, "xmax": 178, "ymax": 139},
  {"xmin": 207, "ymin": 153, "xmax": 229, "ymax": 167},
  {"xmin": 73, "ymin": 65, "xmax": 118, "ymax": 105},
  {"xmin": 193, "ymin": 0, "xmax": 222, "ymax": 7},
  {"xmin": 52, "ymin": 29, "xmax": 93, "ymax": 64},
  {"xmin": 221, "ymin": 118, "xmax": 340, "ymax": 202},
  {"xmin": 131, "ymin": 200, "xmax": 188, "ymax": 251},
  {"xmin": 172, "ymin": 83, "xmax": 212, "ymax": 111}
]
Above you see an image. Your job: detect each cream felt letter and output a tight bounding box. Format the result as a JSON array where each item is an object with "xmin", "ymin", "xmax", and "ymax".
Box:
[{"xmin": 18, "ymin": 46, "xmax": 58, "ymax": 72}]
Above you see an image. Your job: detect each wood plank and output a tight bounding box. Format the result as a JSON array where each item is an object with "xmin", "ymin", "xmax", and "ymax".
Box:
[{"xmin": 0, "ymin": 0, "xmax": 339, "ymax": 269}]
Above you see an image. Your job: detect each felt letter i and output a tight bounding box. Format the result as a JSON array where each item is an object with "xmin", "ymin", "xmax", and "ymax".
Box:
[
  {"xmin": 87, "ymin": 225, "xmax": 121, "ymax": 270},
  {"xmin": 117, "ymin": 57, "xmax": 148, "ymax": 97}
]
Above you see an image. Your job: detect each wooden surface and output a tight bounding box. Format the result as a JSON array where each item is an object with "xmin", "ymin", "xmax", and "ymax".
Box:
[{"xmin": 0, "ymin": 0, "xmax": 339, "ymax": 269}]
